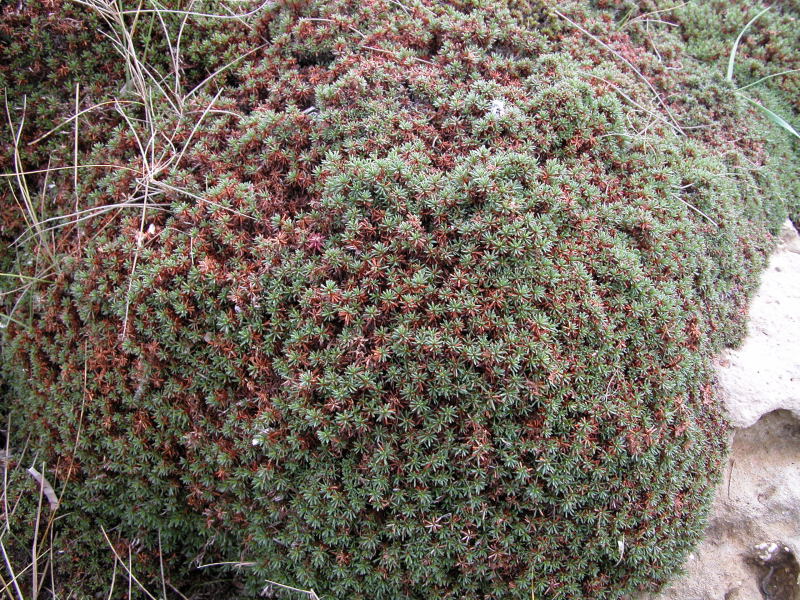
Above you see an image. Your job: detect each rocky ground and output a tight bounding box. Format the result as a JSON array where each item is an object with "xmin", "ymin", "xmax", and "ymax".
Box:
[{"xmin": 640, "ymin": 220, "xmax": 800, "ymax": 600}]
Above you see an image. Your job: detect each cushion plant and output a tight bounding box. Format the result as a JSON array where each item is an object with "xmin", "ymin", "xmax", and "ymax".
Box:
[{"xmin": 1, "ymin": 0, "xmax": 798, "ymax": 597}]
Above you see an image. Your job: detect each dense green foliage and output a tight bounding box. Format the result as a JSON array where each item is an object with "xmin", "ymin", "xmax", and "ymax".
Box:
[{"xmin": 1, "ymin": 0, "xmax": 799, "ymax": 598}]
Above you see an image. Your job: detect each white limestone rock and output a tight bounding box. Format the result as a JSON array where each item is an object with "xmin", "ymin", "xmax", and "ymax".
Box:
[{"xmin": 716, "ymin": 219, "xmax": 800, "ymax": 429}]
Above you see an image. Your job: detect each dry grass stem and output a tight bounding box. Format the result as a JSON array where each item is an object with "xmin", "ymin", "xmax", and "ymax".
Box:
[{"xmin": 553, "ymin": 8, "xmax": 685, "ymax": 135}]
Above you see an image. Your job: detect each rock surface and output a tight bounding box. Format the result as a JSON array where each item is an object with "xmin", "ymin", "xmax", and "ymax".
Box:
[
  {"xmin": 716, "ymin": 220, "xmax": 800, "ymax": 428},
  {"xmin": 640, "ymin": 410, "xmax": 800, "ymax": 600},
  {"xmin": 639, "ymin": 220, "xmax": 800, "ymax": 600}
]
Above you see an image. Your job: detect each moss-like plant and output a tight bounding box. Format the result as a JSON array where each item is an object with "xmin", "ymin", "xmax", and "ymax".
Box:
[{"xmin": 1, "ymin": 0, "xmax": 799, "ymax": 598}]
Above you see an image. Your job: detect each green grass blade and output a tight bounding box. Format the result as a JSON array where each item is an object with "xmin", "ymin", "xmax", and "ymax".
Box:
[
  {"xmin": 737, "ymin": 67, "xmax": 800, "ymax": 91},
  {"xmin": 740, "ymin": 93, "xmax": 800, "ymax": 141},
  {"xmin": 727, "ymin": 6, "xmax": 771, "ymax": 82}
]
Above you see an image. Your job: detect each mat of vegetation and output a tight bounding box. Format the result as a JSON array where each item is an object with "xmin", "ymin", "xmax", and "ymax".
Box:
[{"xmin": 1, "ymin": 0, "xmax": 798, "ymax": 598}]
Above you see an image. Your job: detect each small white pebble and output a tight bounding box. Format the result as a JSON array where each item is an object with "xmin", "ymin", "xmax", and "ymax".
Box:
[{"xmin": 754, "ymin": 541, "xmax": 780, "ymax": 562}]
